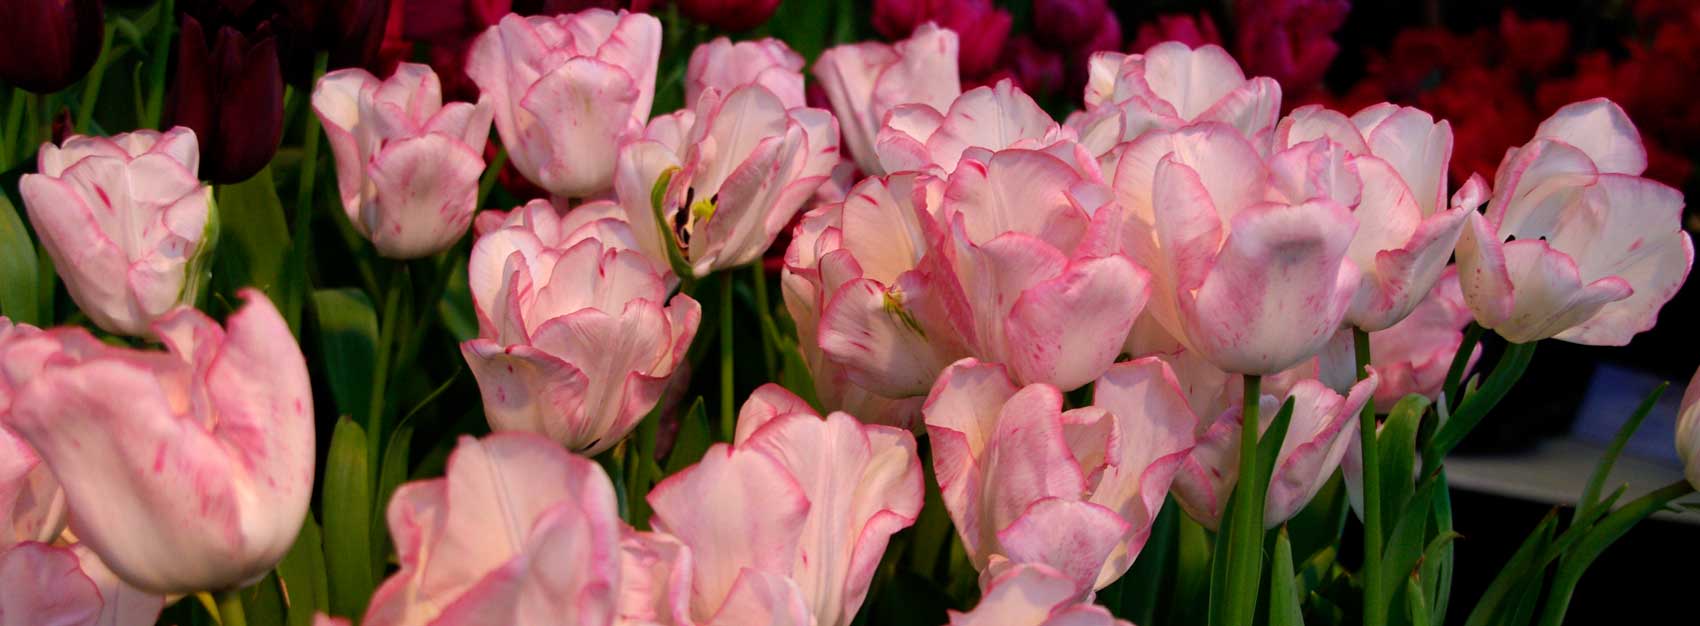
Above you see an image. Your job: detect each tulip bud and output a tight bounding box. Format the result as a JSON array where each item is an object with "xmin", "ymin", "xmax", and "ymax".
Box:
[
  {"xmin": 1680, "ymin": 367, "xmax": 1700, "ymax": 490},
  {"xmin": 1, "ymin": 291, "xmax": 314, "ymax": 594},
  {"xmin": 677, "ymin": 0, "xmax": 782, "ymax": 32},
  {"xmin": 314, "ymin": 63, "xmax": 494, "ymax": 259},
  {"xmin": 164, "ymin": 15, "xmax": 285, "ymax": 184},
  {"xmin": 18, "ymin": 128, "xmax": 217, "ymax": 338},
  {"xmin": 0, "ymin": 0, "xmax": 105, "ymax": 93}
]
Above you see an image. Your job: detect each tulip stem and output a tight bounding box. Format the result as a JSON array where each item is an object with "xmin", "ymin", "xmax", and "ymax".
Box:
[
  {"xmin": 368, "ymin": 263, "xmax": 405, "ymax": 468},
  {"xmin": 296, "ymin": 51, "xmax": 329, "ymax": 229},
  {"xmin": 1440, "ymin": 323, "xmax": 1483, "ymax": 413},
  {"xmin": 1218, "ymin": 374, "xmax": 1265, "ymax": 626},
  {"xmin": 215, "ymin": 589, "xmax": 247, "ymax": 626},
  {"xmin": 74, "ymin": 23, "xmax": 117, "ymax": 134},
  {"xmin": 142, "ymin": 0, "xmax": 175, "ymax": 129},
  {"xmin": 719, "ymin": 271, "xmax": 735, "ymax": 440},
  {"xmin": 478, "ymin": 148, "xmax": 507, "ymax": 208},
  {"xmin": 1354, "ymin": 327, "xmax": 1386, "ymax": 626}
]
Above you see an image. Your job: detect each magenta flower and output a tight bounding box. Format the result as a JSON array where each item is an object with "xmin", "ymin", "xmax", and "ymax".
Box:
[
  {"xmin": 0, "ymin": 0, "xmax": 104, "ymax": 93},
  {"xmin": 314, "ymin": 62, "xmax": 495, "ymax": 259},
  {"xmin": 18, "ymin": 128, "xmax": 214, "ymax": 338}
]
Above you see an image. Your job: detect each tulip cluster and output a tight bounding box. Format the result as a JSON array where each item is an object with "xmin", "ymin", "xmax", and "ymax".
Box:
[{"xmin": 1, "ymin": 4, "xmax": 1696, "ymax": 626}]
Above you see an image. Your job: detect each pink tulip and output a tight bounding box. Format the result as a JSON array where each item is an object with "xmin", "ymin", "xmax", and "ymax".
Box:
[
  {"xmin": 780, "ymin": 174, "xmax": 936, "ymax": 428},
  {"xmin": 924, "ymin": 358, "xmax": 1195, "ymax": 591},
  {"xmin": 1680, "ymin": 367, "xmax": 1700, "ymax": 490},
  {"xmin": 818, "ymin": 149, "xmax": 1146, "ymax": 397},
  {"xmin": 465, "ymin": 9, "xmax": 661, "ymax": 198},
  {"xmin": 1161, "ymin": 348, "xmax": 1378, "ymax": 529},
  {"xmin": 1275, "ymin": 103, "xmax": 1485, "ymax": 331},
  {"xmin": 1071, "ymin": 43, "xmax": 1281, "ymax": 156},
  {"xmin": 616, "ymin": 84, "xmax": 840, "ymax": 277},
  {"xmin": 814, "ymin": 22, "xmax": 962, "ymax": 175},
  {"xmin": 364, "ymin": 433, "xmax": 627, "ymax": 626},
  {"xmin": 647, "ymin": 385, "xmax": 924, "ymax": 626},
  {"xmin": 17, "ymin": 127, "xmax": 213, "ymax": 337},
  {"xmin": 1, "ymin": 291, "xmax": 313, "ymax": 594},
  {"xmin": 947, "ymin": 562, "xmax": 1133, "ymax": 626},
  {"xmin": 0, "ymin": 320, "xmax": 66, "ymax": 551},
  {"xmin": 316, "ymin": 614, "xmax": 352, "ymax": 626},
  {"xmin": 1456, "ymin": 98, "xmax": 1694, "ymax": 345},
  {"xmin": 0, "ymin": 542, "xmax": 101, "ymax": 625},
  {"xmin": 462, "ymin": 203, "xmax": 699, "ymax": 455},
  {"xmin": 687, "ymin": 37, "xmax": 806, "ymax": 110},
  {"xmin": 1111, "ymin": 122, "xmax": 1361, "ymax": 375},
  {"xmin": 314, "ymin": 63, "xmax": 495, "ymax": 259},
  {"xmin": 65, "ymin": 544, "xmax": 164, "ymax": 626},
  {"xmin": 1361, "ymin": 268, "xmax": 1479, "ymax": 407},
  {"xmin": 876, "ymin": 79, "xmax": 1076, "ymax": 175}
]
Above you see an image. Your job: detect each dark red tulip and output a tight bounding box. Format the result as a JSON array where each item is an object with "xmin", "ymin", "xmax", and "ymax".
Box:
[
  {"xmin": 165, "ymin": 15, "xmax": 285, "ymax": 184},
  {"xmin": 1003, "ymin": 35, "xmax": 1064, "ymax": 98},
  {"xmin": 1129, "ymin": 13, "xmax": 1222, "ymax": 54},
  {"xmin": 871, "ymin": 0, "xmax": 935, "ymax": 40},
  {"xmin": 871, "ymin": 0, "xmax": 1011, "ymax": 79},
  {"xmin": 404, "ymin": 0, "xmax": 511, "ymax": 43},
  {"xmin": 1032, "ymin": 0, "xmax": 1109, "ymax": 50},
  {"xmin": 676, "ymin": 0, "xmax": 781, "ymax": 31},
  {"xmin": 0, "ymin": 0, "xmax": 106, "ymax": 93}
]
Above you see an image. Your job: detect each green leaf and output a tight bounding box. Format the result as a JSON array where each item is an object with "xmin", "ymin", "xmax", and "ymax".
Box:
[
  {"xmin": 1422, "ymin": 471, "xmax": 1455, "ymax": 626},
  {"xmin": 436, "ymin": 258, "xmax": 477, "ymax": 343},
  {"xmin": 1464, "ymin": 512, "xmax": 1557, "ymax": 626},
  {"xmin": 1270, "ymin": 527, "xmax": 1306, "ymax": 626},
  {"xmin": 1536, "ymin": 481, "xmax": 1695, "ymax": 626},
  {"xmin": 1378, "ymin": 395, "xmax": 1430, "ymax": 528},
  {"xmin": 0, "ymin": 193, "xmax": 39, "ymax": 324},
  {"xmin": 1428, "ymin": 341, "xmax": 1537, "ymax": 464},
  {"xmin": 1575, "ymin": 382, "xmax": 1666, "ymax": 521},
  {"xmin": 323, "ymin": 417, "xmax": 374, "ymax": 622},
  {"xmin": 664, "ymin": 397, "xmax": 712, "ymax": 476},
  {"xmin": 312, "ymin": 289, "xmax": 379, "ymax": 426},
  {"xmin": 1115, "ymin": 499, "xmax": 1177, "ymax": 623},
  {"xmin": 1405, "ymin": 576, "xmax": 1431, "ymax": 626},
  {"xmin": 214, "ymin": 166, "xmax": 292, "ymax": 308},
  {"xmin": 371, "ymin": 421, "xmax": 413, "ymax": 578},
  {"xmin": 1378, "ymin": 475, "xmax": 1441, "ymax": 607},
  {"xmin": 276, "ymin": 512, "xmax": 329, "ymax": 626}
]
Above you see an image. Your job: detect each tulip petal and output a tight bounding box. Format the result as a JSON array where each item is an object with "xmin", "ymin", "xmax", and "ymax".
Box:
[
  {"xmin": 1550, "ymin": 175, "xmax": 1694, "ymax": 346},
  {"xmin": 519, "ymin": 57, "xmax": 639, "ymax": 197},
  {"xmin": 0, "ymin": 542, "xmax": 101, "ymax": 626},
  {"xmin": 996, "ymin": 498, "xmax": 1129, "ymax": 594},
  {"xmin": 1532, "ymin": 98, "xmax": 1647, "ymax": 176},
  {"xmin": 1005, "ymin": 255, "xmax": 1148, "ymax": 391},
  {"xmin": 72, "ymin": 544, "xmax": 166, "ymax": 626},
  {"xmin": 364, "ymin": 134, "xmax": 482, "ymax": 259}
]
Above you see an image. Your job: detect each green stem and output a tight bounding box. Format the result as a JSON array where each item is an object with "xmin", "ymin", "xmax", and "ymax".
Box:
[
  {"xmin": 1426, "ymin": 340, "xmax": 1537, "ymax": 469},
  {"xmin": 1535, "ymin": 480, "xmax": 1694, "ymax": 626},
  {"xmin": 367, "ymin": 264, "xmax": 405, "ymax": 470},
  {"xmin": 750, "ymin": 263, "xmax": 776, "ymax": 379},
  {"xmin": 74, "ymin": 23, "xmax": 118, "ymax": 133},
  {"xmin": 142, "ymin": 0, "xmax": 175, "ymax": 129},
  {"xmin": 719, "ymin": 271, "xmax": 735, "ymax": 440},
  {"xmin": 2, "ymin": 93, "xmax": 23, "ymax": 169},
  {"xmin": 1441, "ymin": 323, "xmax": 1483, "ymax": 412},
  {"xmin": 478, "ymin": 148, "xmax": 507, "ymax": 208},
  {"xmin": 1354, "ymin": 328, "xmax": 1386, "ymax": 626},
  {"xmin": 296, "ymin": 52, "xmax": 329, "ymax": 223},
  {"xmin": 1220, "ymin": 374, "xmax": 1265, "ymax": 626},
  {"xmin": 215, "ymin": 589, "xmax": 247, "ymax": 626}
]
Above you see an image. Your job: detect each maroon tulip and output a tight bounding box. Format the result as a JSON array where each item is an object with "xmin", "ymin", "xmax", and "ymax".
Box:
[
  {"xmin": 404, "ymin": 0, "xmax": 510, "ymax": 42},
  {"xmin": 1032, "ymin": 0, "xmax": 1110, "ymax": 50},
  {"xmin": 871, "ymin": 0, "xmax": 1010, "ymax": 78},
  {"xmin": 1129, "ymin": 13, "xmax": 1222, "ymax": 54},
  {"xmin": 1004, "ymin": 35, "xmax": 1064, "ymax": 98},
  {"xmin": 676, "ymin": 0, "xmax": 781, "ymax": 31},
  {"xmin": 165, "ymin": 15, "xmax": 285, "ymax": 184},
  {"xmin": 871, "ymin": 0, "xmax": 935, "ymax": 40},
  {"xmin": 0, "ymin": 0, "xmax": 106, "ymax": 93}
]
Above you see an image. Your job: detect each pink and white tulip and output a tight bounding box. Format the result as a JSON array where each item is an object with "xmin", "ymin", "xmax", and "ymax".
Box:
[
  {"xmin": 1679, "ymin": 367, "xmax": 1700, "ymax": 491},
  {"xmin": 1, "ymin": 291, "xmax": 313, "ymax": 594},
  {"xmin": 314, "ymin": 62, "xmax": 495, "ymax": 259},
  {"xmin": 364, "ymin": 433, "xmax": 626, "ymax": 626},
  {"xmin": 1274, "ymin": 104, "xmax": 1485, "ymax": 331},
  {"xmin": 617, "ymin": 83, "xmax": 840, "ymax": 277},
  {"xmin": 875, "ymin": 79, "xmax": 1076, "ymax": 176},
  {"xmin": 0, "ymin": 542, "xmax": 101, "ymax": 626},
  {"xmin": 462, "ymin": 207, "xmax": 699, "ymax": 455},
  {"xmin": 687, "ymin": 37, "xmax": 806, "ymax": 110},
  {"xmin": 814, "ymin": 22, "xmax": 962, "ymax": 175},
  {"xmin": 647, "ymin": 385, "xmax": 924, "ymax": 626},
  {"xmin": 819, "ymin": 149, "xmax": 1146, "ymax": 397},
  {"xmin": 1071, "ymin": 42, "xmax": 1282, "ymax": 156},
  {"xmin": 1112, "ymin": 122, "xmax": 1360, "ymax": 375},
  {"xmin": 924, "ymin": 358, "xmax": 1195, "ymax": 592},
  {"xmin": 0, "ymin": 320, "xmax": 65, "ymax": 551},
  {"xmin": 18, "ymin": 127, "xmax": 213, "ymax": 337},
  {"xmin": 947, "ymin": 562, "xmax": 1133, "ymax": 626},
  {"xmin": 1359, "ymin": 268, "xmax": 1478, "ymax": 407},
  {"xmin": 1456, "ymin": 98, "xmax": 1694, "ymax": 345},
  {"xmin": 466, "ymin": 10, "xmax": 661, "ymax": 198},
  {"xmin": 1163, "ymin": 348, "xmax": 1378, "ymax": 529}
]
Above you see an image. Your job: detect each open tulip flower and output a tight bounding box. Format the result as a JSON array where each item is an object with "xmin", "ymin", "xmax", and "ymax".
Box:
[
  {"xmin": 947, "ymin": 562, "xmax": 1133, "ymax": 626},
  {"xmin": 1111, "ymin": 122, "xmax": 1362, "ymax": 375},
  {"xmin": 0, "ymin": 542, "xmax": 163, "ymax": 626},
  {"xmin": 0, "ymin": 291, "xmax": 312, "ymax": 594},
  {"xmin": 814, "ymin": 22, "xmax": 962, "ymax": 175},
  {"xmin": 1071, "ymin": 42, "xmax": 1282, "ymax": 157},
  {"xmin": 818, "ymin": 148, "xmax": 1146, "ymax": 397},
  {"xmin": 462, "ymin": 204, "xmax": 699, "ymax": 455},
  {"xmin": 617, "ymin": 80, "xmax": 840, "ymax": 278},
  {"xmin": 466, "ymin": 9, "xmax": 662, "ymax": 199},
  {"xmin": 1162, "ymin": 347, "xmax": 1379, "ymax": 529},
  {"xmin": 1456, "ymin": 98, "xmax": 1695, "ymax": 345},
  {"xmin": 647, "ymin": 385, "xmax": 924, "ymax": 626},
  {"xmin": 0, "ymin": 320, "xmax": 66, "ymax": 551},
  {"xmin": 875, "ymin": 79, "xmax": 1078, "ymax": 176},
  {"xmin": 687, "ymin": 37, "xmax": 807, "ymax": 110},
  {"xmin": 18, "ymin": 127, "xmax": 215, "ymax": 338},
  {"xmin": 924, "ymin": 358, "xmax": 1195, "ymax": 592},
  {"xmin": 1274, "ymin": 104, "xmax": 1485, "ymax": 331},
  {"xmin": 314, "ymin": 62, "xmax": 495, "ymax": 259}
]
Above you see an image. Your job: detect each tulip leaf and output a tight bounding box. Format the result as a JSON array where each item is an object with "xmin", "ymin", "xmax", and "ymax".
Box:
[
  {"xmin": 312, "ymin": 289, "xmax": 379, "ymax": 426},
  {"xmin": 1575, "ymin": 382, "xmax": 1666, "ymax": 521},
  {"xmin": 1378, "ymin": 474, "xmax": 1440, "ymax": 608},
  {"xmin": 1378, "ymin": 394, "xmax": 1430, "ymax": 528},
  {"xmin": 436, "ymin": 258, "xmax": 478, "ymax": 343},
  {"xmin": 276, "ymin": 511, "xmax": 330, "ymax": 626},
  {"xmin": 0, "ymin": 193, "xmax": 39, "ymax": 325},
  {"xmin": 1270, "ymin": 527, "xmax": 1306, "ymax": 626},
  {"xmin": 323, "ymin": 417, "xmax": 375, "ymax": 622},
  {"xmin": 1464, "ymin": 511, "xmax": 1556, "ymax": 626},
  {"xmin": 371, "ymin": 420, "xmax": 413, "ymax": 579},
  {"xmin": 214, "ymin": 166, "xmax": 293, "ymax": 314},
  {"xmin": 665, "ymin": 397, "xmax": 711, "ymax": 476},
  {"xmin": 240, "ymin": 572, "xmax": 287, "ymax": 626}
]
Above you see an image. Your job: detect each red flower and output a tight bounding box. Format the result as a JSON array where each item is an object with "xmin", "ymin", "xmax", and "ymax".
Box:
[
  {"xmin": 1499, "ymin": 10, "xmax": 1570, "ymax": 76},
  {"xmin": 1129, "ymin": 13, "xmax": 1222, "ymax": 54},
  {"xmin": 1233, "ymin": 0, "xmax": 1349, "ymax": 101}
]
